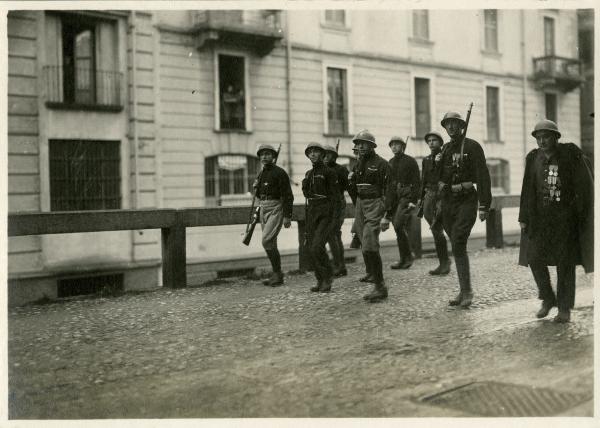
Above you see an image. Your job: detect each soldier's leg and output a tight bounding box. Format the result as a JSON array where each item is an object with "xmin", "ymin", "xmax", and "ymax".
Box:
[
  {"xmin": 529, "ymin": 262, "xmax": 556, "ymax": 318},
  {"xmin": 261, "ymin": 204, "xmax": 285, "ymax": 286},
  {"xmin": 310, "ymin": 209, "xmax": 334, "ymax": 292},
  {"xmin": 424, "ymin": 194, "xmax": 450, "ymax": 275},
  {"xmin": 362, "ymin": 198, "xmax": 388, "ymax": 302},
  {"xmin": 554, "ymin": 263, "xmax": 575, "ymax": 322},
  {"xmin": 449, "ymin": 195, "xmax": 477, "ymax": 307},
  {"xmin": 355, "ymin": 199, "xmax": 373, "ymax": 282}
]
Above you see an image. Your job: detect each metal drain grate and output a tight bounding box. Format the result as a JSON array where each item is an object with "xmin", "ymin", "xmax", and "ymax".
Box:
[{"xmin": 422, "ymin": 381, "xmax": 591, "ymax": 417}]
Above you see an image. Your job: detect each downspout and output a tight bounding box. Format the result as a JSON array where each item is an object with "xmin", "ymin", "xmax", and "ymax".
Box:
[
  {"xmin": 130, "ymin": 11, "xmax": 140, "ymax": 209},
  {"xmin": 520, "ymin": 11, "xmax": 528, "ymax": 163},
  {"xmin": 284, "ymin": 11, "xmax": 293, "ymax": 180}
]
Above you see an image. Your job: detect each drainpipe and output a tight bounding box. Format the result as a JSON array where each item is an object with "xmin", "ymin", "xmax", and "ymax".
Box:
[
  {"xmin": 130, "ymin": 11, "xmax": 140, "ymax": 209},
  {"xmin": 284, "ymin": 11, "xmax": 293, "ymax": 180},
  {"xmin": 520, "ymin": 11, "xmax": 529, "ymax": 163}
]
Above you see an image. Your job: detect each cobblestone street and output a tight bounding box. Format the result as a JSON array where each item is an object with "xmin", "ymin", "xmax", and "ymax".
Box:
[{"xmin": 7, "ymin": 247, "xmax": 594, "ymax": 419}]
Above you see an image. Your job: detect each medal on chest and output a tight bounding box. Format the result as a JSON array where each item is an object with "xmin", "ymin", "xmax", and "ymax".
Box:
[{"xmin": 545, "ymin": 164, "xmax": 560, "ymax": 203}]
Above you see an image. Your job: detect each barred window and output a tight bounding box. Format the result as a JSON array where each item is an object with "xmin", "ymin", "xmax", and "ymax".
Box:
[
  {"xmin": 412, "ymin": 10, "xmax": 429, "ymax": 40},
  {"xmin": 414, "ymin": 77, "xmax": 431, "ymax": 139},
  {"xmin": 484, "ymin": 10, "xmax": 498, "ymax": 52},
  {"xmin": 487, "ymin": 158, "xmax": 509, "ymax": 194},
  {"xmin": 205, "ymin": 154, "xmax": 261, "ymax": 206},
  {"xmin": 49, "ymin": 139, "xmax": 121, "ymax": 211},
  {"xmin": 327, "ymin": 67, "xmax": 349, "ymax": 135}
]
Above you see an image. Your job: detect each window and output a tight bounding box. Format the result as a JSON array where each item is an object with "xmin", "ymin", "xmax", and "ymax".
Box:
[
  {"xmin": 484, "ymin": 10, "xmax": 498, "ymax": 52},
  {"xmin": 545, "ymin": 93, "xmax": 557, "ymax": 123},
  {"xmin": 49, "ymin": 140, "xmax": 121, "ymax": 211},
  {"xmin": 327, "ymin": 67, "xmax": 349, "ymax": 135},
  {"xmin": 486, "ymin": 86, "xmax": 501, "ymax": 142},
  {"xmin": 205, "ymin": 154, "xmax": 261, "ymax": 206},
  {"xmin": 544, "ymin": 17, "xmax": 555, "ymax": 56},
  {"xmin": 414, "ymin": 78, "xmax": 431, "ymax": 139},
  {"xmin": 44, "ymin": 13, "xmax": 121, "ymax": 109},
  {"xmin": 412, "ymin": 10, "xmax": 429, "ymax": 40},
  {"xmin": 487, "ymin": 159, "xmax": 509, "ymax": 194},
  {"xmin": 324, "ymin": 10, "xmax": 346, "ymax": 27},
  {"xmin": 217, "ymin": 54, "xmax": 247, "ymax": 130}
]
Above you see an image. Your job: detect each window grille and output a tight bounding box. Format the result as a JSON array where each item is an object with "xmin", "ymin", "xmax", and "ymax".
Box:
[
  {"xmin": 327, "ymin": 67, "xmax": 348, "ymax": 135},
  {"xmin": 414, "ymin": 78, "xmax": 431, "ymax": 139},
  {"xmin": 412, "ymin": 10, "xmax": 429, "ymax": 40},
  {"xmin": 205, "ymin": 154, "xmax": 261, "ymax": 205},
  {"xmin": 484, "ymin": 10, "xmax": 498, "ymax": 52},
  {"xmin": 486, "ymin": 86, "xmax": 501, "ymax": 142},
  {"xmin": 49, "ymin": 140, "xmax": 121, "ymax": 211}
]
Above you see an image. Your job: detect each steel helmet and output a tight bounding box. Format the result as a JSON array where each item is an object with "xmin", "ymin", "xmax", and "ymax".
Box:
[
  {"xmin": 441, "ymin": 111, "xmax": 467, "ymax": 128},
  {"xmin": 388, "ymin": 136, "xmax": 406, "ymax": 147},
  {"xmin": 352, "ymin": 129, "xmax": 376, "ymax": 147},
  {"xmin": 531, "ymin": 119, "xmax": 561, "ymax": 138},
  {"xmin": 423, "ymin": 131, "xmax": 444, "ymax": 143},
  {"xmin": 305, "ymin": 142, "xmax": 325, "ymax": 157},
  {"xmin": 323, "ymin": 144, "xmax": 338, "ymax": 154},
  {"xmin": 256, "ymin": 144, "xmax": 277, "ymax": 157}
]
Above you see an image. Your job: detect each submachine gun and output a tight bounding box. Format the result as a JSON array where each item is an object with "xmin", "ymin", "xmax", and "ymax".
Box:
[{"xmin": 242, "ymin": 144, "xmax": 281, "ymax": 246}]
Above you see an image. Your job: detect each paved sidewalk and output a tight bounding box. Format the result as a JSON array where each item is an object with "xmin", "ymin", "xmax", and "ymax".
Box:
[{"xmin": 7, "ymin": 247, "xmax": 594, "ymax": 419}]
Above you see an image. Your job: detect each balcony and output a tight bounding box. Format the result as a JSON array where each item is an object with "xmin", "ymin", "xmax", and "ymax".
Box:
[
  {"xmin": 532, "ymin": 56, "xmax": 584, "ymax": 92},
  {"xmin": 192, "ymin": 10, "xmax": 283, "ymax": 56},
  {"xmin": 44, "ymin": 65, "xmax": 123, "ymax": 112}
]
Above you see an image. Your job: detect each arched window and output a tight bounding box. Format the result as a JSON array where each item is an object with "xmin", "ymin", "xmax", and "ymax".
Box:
[
  {"xmin": 487, "ymin": 158, "xmax": 510, "ymax": 194},
  {"xmin": 205, "ymin": 154, "xmax": 261, "ymax": 206}
]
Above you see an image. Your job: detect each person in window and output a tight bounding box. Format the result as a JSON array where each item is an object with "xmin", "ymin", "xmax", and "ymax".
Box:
[
  {"xmin": 518, "ymin": 120, "xmax": 593, "ymax": 323},
  {"xmin": 438, "ymin": 112, "xmax": 492, "ymax": 309},
  {"xmin": 347, "ymin": 130, "xmax": 393, "ymax": 303},
  {"xmin": 387, "ymin": 136, "xmax": 421, "ymax": 270},
  {"xmin": 302, "ymin": 143, "xmax": 340, "ymax": 292},
  {"xmin": 254, "ymin": 145, "xmax": 294, "ymax": 286},
  {"xmin": 222, "ymin": 85, "xmax": 244, "ymax": 129},
  {"xmin": 323, "ymin": 144, "xmax": 350, "ymax": 277},
  {"xmin": 417, "ymin": 131, "xmax": 451, "ymax": 275}
]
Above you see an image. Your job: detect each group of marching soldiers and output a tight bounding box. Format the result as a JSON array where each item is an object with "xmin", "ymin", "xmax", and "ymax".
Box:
[{"xmin": 249, "ymin": 111, "xmax": 593, "ymax": 322}]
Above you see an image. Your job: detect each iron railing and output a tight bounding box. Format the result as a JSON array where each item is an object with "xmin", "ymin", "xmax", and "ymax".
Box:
[
  {"xmin": 192, "ymin": 10, "xmax": 282, "ymax": 34},
  {"xmin": 44, "ymin": 65, "xmax": 123, "ymax": 109}
]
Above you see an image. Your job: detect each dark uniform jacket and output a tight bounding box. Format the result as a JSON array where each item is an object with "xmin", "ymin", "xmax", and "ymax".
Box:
[
  {"xmin": 439, "ymin": 137, "xmax": 492, "ymax": 211},
  {"xmin": 518, "ymin": 143, "xmax": 593, "ymax": 273},
  {"xmin": 328, "ymin": 162, "xmax": 349, "ymax": 200},
  {"xmin": 256, "ymin": 164, "xmax": 294, "ymax": 219},
  {"xmin": 302, "ymin": 161, "xmax": 341, "ymax": 215},
  {"xmin": 420, "ymin": 150, "xmax": 442, "ymax": 199},
  {"xmin": 388, "ymin": 153, "xmax": 421, "ymax": 209},
  {"xmin": 348, "ymin": 152, "xmax": 393, "ymax": 219}
]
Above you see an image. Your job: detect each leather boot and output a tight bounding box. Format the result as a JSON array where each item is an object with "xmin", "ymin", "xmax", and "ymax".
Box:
[
  {"xmin": 265, "ymin": 271, "xmax": 284, "ymax": 287},
  {"xmin": 454, "ymin": 255, "xmax": 473, "ymax": 308},
  {"xmin": 319, "ymin": 278, "xmax": 332, "ymax": 293},
  {"xmin": 359, "ymin": 252, "xmax": 375, "ymax": 283},
  {"xmin": 310, "ymin": 280, "xmax": 322, "ymax": 292},
  {"xmin": 536, "ymin": 299, "xmax": 556, "ymax": 318},
  {"xmin": 429, "ymin": 237, "xmax": 451, "ymax": 275},
  {"xmin": 553, "ymin": 309, "xmax": 571, "ymax": 323},
  {"xmin": 365, "ymin": 281, "xmax": 388, "ymax": 302},
  {"xmin": 350, "ymin": 234, "xmax": 361, "ymax": 249}
]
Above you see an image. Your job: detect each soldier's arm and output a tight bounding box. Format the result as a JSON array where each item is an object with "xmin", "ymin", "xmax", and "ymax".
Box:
[
  {"xmin": 347, "ymin": 166, "xmax": 358, "ymax": 205},
  {"xmin": 409, "ymin": 158, "xmax": 421, "ymax": 203},
  {"xmin": 281, "ymin": 168, "xmax": 294, "ymax": 219},
  {"xmin": 518, "ymin": 153, "xmax": 533, "ymax": 226},
  {"xmin": 473, "ymin": 142, "xmax": 492, "ymax": 212},
  {"xmin": 338, "ymin": 166, "xmax": 349, "ymax": 194},
  {"xmin": 382, "ymin": 161, "xmax": 394, "ymax": 220},
  {"xmin": 327, "ymin": 169, "xmax": 341, "ymax": 217}
]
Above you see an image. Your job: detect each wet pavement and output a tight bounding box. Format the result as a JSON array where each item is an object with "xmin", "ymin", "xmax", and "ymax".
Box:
[{"xmin": 7, "ymin": 247, "xmax": 594, "ymax": 419}]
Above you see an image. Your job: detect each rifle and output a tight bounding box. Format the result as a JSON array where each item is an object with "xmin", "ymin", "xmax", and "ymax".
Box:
[
  {"xmin": 242, "ymin": 144, "xmax": 281, "ymax": 246},
  {"xmin": 335, "ymin": 138, "xmax": 340, "ymax": 154}
]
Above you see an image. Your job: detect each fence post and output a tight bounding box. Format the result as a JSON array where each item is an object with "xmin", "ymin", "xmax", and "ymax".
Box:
[
  {"xmin": 485, "ymin": 208, "xmax": 504, "ymax": 249},
  {"xmin": 408, "ymin": 214, "xmax": 422, "ymax": 258},
  {"xmin": 161, "ymin": 212, "xmax": 187, "ymax": 288}
]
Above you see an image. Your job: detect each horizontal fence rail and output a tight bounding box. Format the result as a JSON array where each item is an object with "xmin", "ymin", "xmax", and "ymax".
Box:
[{"xmin": 8, "ymin": 195, "xmax": 520, "ymax": 289}]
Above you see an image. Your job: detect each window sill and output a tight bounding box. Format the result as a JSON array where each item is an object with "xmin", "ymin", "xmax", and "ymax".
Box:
[
  {"xmin": 324, "ymin": 133, "xmax": 354, "ymax": 138},
  {"xmin": 321, "ymin": 23, "xmax": 351, "ymax": 32},
  {"xmin": 409, "ymin": 37, "xmax": 434, "ymax": 47},
  {"xmin": 46, "ymin": 102, "xmax": 123, "ymax": 113},
  {"xmin": 481, "ymin": 49, "xmax": 502, "ymax": 58},
  {"xmin": 214, "ymin": 128, "xmax": 253, "ymax": 135}
]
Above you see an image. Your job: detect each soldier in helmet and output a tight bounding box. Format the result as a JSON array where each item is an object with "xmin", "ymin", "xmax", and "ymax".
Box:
[
  {"xmin": 254, "ymin": 144, "xmax": 294, "ymax": 286},
  {"xmin": 323, "ymin": 144, "xmax": 350, "ymax": 277},
  {"xmin": 347, "ymin": 130, "xmax": 393, "ymax": 302},
  {"xmin": 417, "ymin": 130, "xmax": 451, "ymax": 275},
  {"xmin": 518, "ymin": 120, "xmax": 593, "ymax": 323},
  {"xmin": 302, "ymin": 143, "xmax": 341, "ymax": 292},
  {"xmin": 387, "ymin": 136, "xmax": 421, "ymax": 270},
  {"xmin": 438, "ymin": 112, "xmax": 492, "ymax": 308},
  {"xmin": 349, "ymin": 144, "xmax": 362, "ymax": 249}
]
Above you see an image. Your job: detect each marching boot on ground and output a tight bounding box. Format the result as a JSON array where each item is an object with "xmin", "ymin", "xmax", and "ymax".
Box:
[
  {"xmin": 347, "ymin": 130, "xmax": 393, "ymax": 302},
  {"xmin": 438, "ymin": 111, "xmax": 492, "ymax": 308},
  {"xmin": 363, "ymin": 252, "xmax": 388, "ymax": 302},
  {"xmin": 253, "ymin": 145, "xmax": 294, "ymax": 287},
  {"xmin": 302, "ymin": 142, "xmax": 341, "ymax": 293},
  {"xmin": 387, "ymin": 136, "xmax": 420, "ymax": 270},
  {"xmin": 323, "ymin": 144, "xmax": 350, "ymax": 277},
  {"xmin": 418, "ymin": 130, "xmax": 452, "ymax": 276},
  {"xmin": 518, "ymin": 119, "xmax": 594, "ymax": 323}
]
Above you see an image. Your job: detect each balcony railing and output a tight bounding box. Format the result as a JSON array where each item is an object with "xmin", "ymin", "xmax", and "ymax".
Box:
[
  {"xmin": 44, "ymin": 65, "xmax": 123, "ymax": 111},
  {"xmin": 532, "ymin": 56, "xmax": 584, "ymax": 92},
  {"xmin": 192, "ymin": 10, "xmax": 283, "ymax": 56}
]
